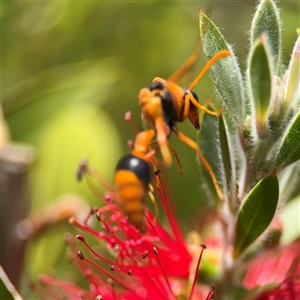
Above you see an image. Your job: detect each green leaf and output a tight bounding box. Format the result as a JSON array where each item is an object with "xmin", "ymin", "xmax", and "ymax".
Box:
[
  {"xmin": 218, "ymin": 114, "xmax": 236, "ymax": 207},
  {"xmin": 279, "ymin": 162, "xmax": 300, "ymax": 203},
  {"xmin": 199, "ymin": 10, "xmax": 245, "ymax": 127},
  {"xmin": 248, "ymin": 35, "xmax": 273, "ymax": 140},
  {"xmin": 198, "ymin": 108, "xmax": 223, "ymax": 201},
  {"xmin": 280, "ymin": 195, "xmax": 300, "ymax": 245},
  {"xmin": 233, "ymin": 172, "xmax": 279, "ymax": 259},
  {"xmin": 251, "ymin": 0, "xmax": 282, "ymax": 74},
  {"xmin": 275, "ymin": 110, "xmax": 300, "ymax": 169},
  {"xmin": 284, "ymin": 35, "xmax": 300, "ymax": 109}
]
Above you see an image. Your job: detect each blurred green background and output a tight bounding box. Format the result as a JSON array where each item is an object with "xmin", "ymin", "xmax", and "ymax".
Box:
[{"xmin": 2, "ymin": 1, "xmax": 299, "ymax": 297}]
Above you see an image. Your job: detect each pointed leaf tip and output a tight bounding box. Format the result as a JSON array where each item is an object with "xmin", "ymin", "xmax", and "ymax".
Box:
[
  {"xmin": 199, "ymin": 11, "xmax": 245, "ymax": 127},
  {"xmin": 284, "ymin": 35, "xmax": 300, "ymax": 107},
  {"xmin": 251, "ymin": 0, "xmax": 282, "ymax": 73},
  {"xmin": 248, "ymin": 35, "xmax": 273, "ymax": 140}
]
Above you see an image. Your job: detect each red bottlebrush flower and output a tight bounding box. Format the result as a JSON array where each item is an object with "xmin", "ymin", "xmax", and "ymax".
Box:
[
  {"xmin": 255, "ymin": 275, "xmax": 300, "ymax": 300},
  {"xmin": 243, "ymin": 238, "xmax": 300, "ymax": 299},
  {"xmin": 33, "ymin": 166, "xmax": 213, "ymax": 300}
]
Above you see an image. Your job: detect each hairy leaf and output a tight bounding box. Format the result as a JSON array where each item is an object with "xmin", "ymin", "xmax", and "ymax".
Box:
[
  {"xmin": 248, "ymin": 36, "xmax": 273, "ymax": 140},
  {"xmin": 275, "ymin": 111, "xmax": 300, "ymax": 169},
  {"xmin": 199, "ymin": 10, "xmax": 245, "ymax": 127},
  {"xmin": 284, "ymin": 35, "xmax": 300, "ymax": 109},
  {"xmin": 233, "ymin": 172, "xmax": 279, "ymax": 259},
  {"xmin": 218, "ymin": 114, "xmax": 236, "ymax": 206},
  {"xmin": 198, "ymin": 108, "xmax": 223, "ymax": 202},
  {"xmin": 251, "ymin": 0, "xmax": 282, "ymax": 74}
]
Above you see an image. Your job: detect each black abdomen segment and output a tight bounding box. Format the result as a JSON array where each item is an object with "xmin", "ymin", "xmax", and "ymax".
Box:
[{"xmin": 115, "ymin": 154, "xmax": 152, "ymax": 185}]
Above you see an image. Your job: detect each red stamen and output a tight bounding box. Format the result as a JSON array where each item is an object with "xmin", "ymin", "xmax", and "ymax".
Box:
[
  {"xmin": 188, "ymin": 244, "xmax": 207, "ymax": 300},
  {"xmin": 155, "ymin": 169, "xmax": 185, "ymax": 245},
  {"xmin": 127, "ymin": 139, "xmax": 134, "ymax": 150},
  {"xmin": 124, "ymin": 111, "xmax": 139, "ymax": 134},
  {"xmin": 83, "ymin": 207, "xmax": 94, "ymax": 225},
  {"xmin": 77, "ymin": 234, "xmax": 124, "ymax": 267},
  {"xmin": 38, "ymin": 275, "xmax": 94, "ymax": 299},
  {"xmin": 205, "ymin": 284, "xmax": 215, "ymax": 300},
  {"xmin": 96, "ymin": 211, "xmax": 101, "ymax": 221},
  {"xmin": 107, "ymin": 278, "xmax": 117, "ymax": 300},
  {"xmin": 69, "ymin": 217, "xmax": 100, "ymax": 238},
  {"xmin": 76, "ymin": 234, "xmax": 85, "ymax": 242},
  {"xmin": 142, "ymin": 250, "xmax": 149, "ymax": 259},
  {"xmin": 84, "ymin": 269, "xmax": 101, "ymax": 296},
  {"xmin": 29, "ymin": 279, "xmax": 51, "ymax": 300},
  {"xmin": 144, "ymin": 271, "xmax": 170, "ymax": 299},
  {"xmin": 78, "ymin": 250, "xmax": 84, "ymax": 260},
  {"xmin": 153, "ymin": 247, "xmax": 176, "ymax": 299},
  {"xmin": 79, "ymin": 254, "xmax": 137, "ymax": 295}
]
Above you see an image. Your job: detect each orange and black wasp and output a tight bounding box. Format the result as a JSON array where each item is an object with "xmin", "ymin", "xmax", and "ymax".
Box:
[
  {"xmin": 138, "ymin": 44, "xmax": 230, "ymax": 200},
  {"xmin": 77, "ymin": 130, "xmax": 157, "ymax": 233}
]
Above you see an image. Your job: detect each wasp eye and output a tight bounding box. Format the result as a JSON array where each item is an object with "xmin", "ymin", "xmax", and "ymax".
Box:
[{"xmin": 148, "ymin": 81, "xmax": 164, "ymax": 92}]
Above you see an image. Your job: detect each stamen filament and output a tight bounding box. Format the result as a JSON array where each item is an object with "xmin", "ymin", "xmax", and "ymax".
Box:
[
  {"xmin": 69, "ymin": 217, "xmax": 100, "ymax": 238},
  {"xmin": 76, "ymin": 234, "xmax": 121, "ymax": 266},
  {"xmin": 205, "ymin": 284, "xmax": 215, "ymax": 300},
  {"xmin": 153, "ymin": 247, "xmax": 176, "ymax": 299},
  {"xmin": 77, "ymin": 252, "xmax": 137, "ymax": 295},
  {"xmin": 188, "ymin": 244, "xmax": 207, "ymax": 300},
  {"xmin": 124, "ymin": 111, "xmax": 139, "ymax": 134}
]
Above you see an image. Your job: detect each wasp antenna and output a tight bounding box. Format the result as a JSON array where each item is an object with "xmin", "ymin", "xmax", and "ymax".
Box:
[{"xmin": 188, "ymin": 50, "xmax": 231, "ymax": 91}]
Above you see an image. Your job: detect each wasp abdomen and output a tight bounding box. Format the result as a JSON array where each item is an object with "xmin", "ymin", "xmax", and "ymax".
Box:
[{"xmin": 114, "ymin": 155, "xmax": 152, "ymax": 231}]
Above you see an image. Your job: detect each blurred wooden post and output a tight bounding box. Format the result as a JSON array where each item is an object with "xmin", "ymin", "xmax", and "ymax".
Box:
[{"xmin": 1, "ymin": 110, "xmax": 35, "ymax": 288}]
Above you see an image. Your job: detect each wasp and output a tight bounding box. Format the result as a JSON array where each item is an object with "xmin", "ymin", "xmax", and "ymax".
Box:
[
  {"xmin": 113, "ymin": 130, "xmax": 158, "ymax": 232},
  {"xmin": 77, "ymin": 131, "xmax": 157, "ymax": 233},
  {"xmin": 138, "ymin": 46, "xmax": 231, "ymax": 201}
]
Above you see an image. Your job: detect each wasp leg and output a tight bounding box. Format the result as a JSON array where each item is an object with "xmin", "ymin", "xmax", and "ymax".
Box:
[
  {"xmin": 132, "ymin": 129, "xmax": 156, "ymax": 160},
  {"xmin": 148, "ymin": 183, "xmax": 159, "ymax": 224},
  {"xmin": 184, "ymin": 93, "xmax": 220, "ymax": 117},
  {"xmin": 149, "ymin": 139, "xmax": 183, "ymax": 176},
  {"xmin": 167, "ymin": 142, "xmax": 183, "ymax": 175},
  {"xmin": 155, "ymin": 116, "xmax": 172, "ymax": 166},
  {"xmin": 173, "ymin": 128, "xmax": 224, "ymax": 201},
  {"xmin": 148, "ymin": 155, "xmax": 161, "ymax": 189}
]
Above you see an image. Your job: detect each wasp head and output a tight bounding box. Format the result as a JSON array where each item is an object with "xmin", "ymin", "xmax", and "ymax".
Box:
[{"xmin": 138, "ymin": 79, "xmax": 167, "ymax": 126}]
